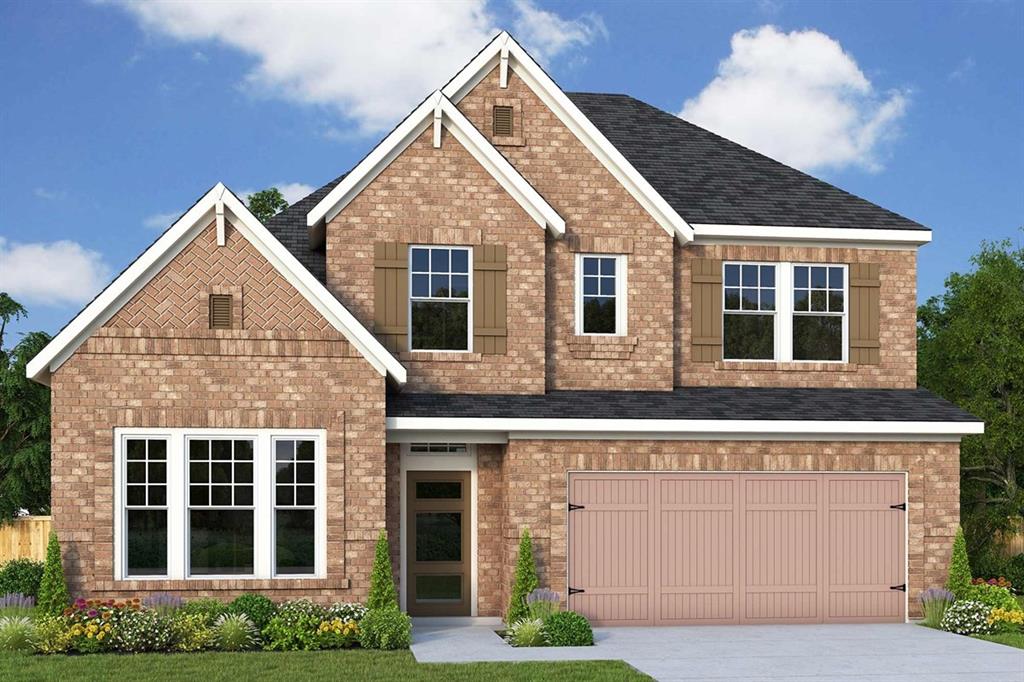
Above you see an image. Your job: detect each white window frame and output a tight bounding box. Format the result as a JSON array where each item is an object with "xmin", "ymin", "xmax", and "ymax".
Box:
[
  {"xmin": 113, "ymin": 428, "xmax": 326, "ymax": 581},
  {"xmin": 722, "ymin": 261, "xmax": 848, "ymax": 363},
  {"xmin": 120, "ymin": 435, "xmax": 171, "ymax": 579},
  {"xmin": 271, "ymin": 436, "xmax": 323, "ymax": 578},
  {"xmin": 574, "ymin": 253, "xmax": 628, "ymax": 336},
  {"xmin": 408, "ymin": 245, "xmax": 473, "ymax": 352},
  {"xmin": 722, "ymin": 261, "xmax": 780, "ymax": 362}
]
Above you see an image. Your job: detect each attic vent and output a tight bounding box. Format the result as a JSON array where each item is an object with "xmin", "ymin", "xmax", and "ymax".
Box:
[
  {"xmin": 209, "ymin": 294, "xmax": 233, "ymax": 329},
  {"xmin": 492, "ymin": 105, "xmax": 514, "ymax": 137}
]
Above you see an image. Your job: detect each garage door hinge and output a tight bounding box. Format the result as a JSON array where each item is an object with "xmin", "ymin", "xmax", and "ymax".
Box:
[
  {"xmin": 568, "ymin": 502, "xmax": 586, "ymax": 512},
  {"xmin": 889, "ymin": 583, "xmax": 906, "ymax": 592},
  {"xmin": 890, "ymin": 502, "xmax": 906, "ymax": 511},
  {"xmin": 568, "ymin": 587, "xmax": 585, "ymax": 596}
]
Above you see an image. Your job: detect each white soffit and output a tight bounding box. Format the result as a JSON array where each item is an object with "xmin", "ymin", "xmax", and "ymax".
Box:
[{"xmin": 691, "ymin": 223, "xmax": 933, "ymax": 247}]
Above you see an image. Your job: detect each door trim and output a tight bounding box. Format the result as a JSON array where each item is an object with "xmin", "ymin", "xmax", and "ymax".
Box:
[{"xmin": 399, "ymin": 444, "xmax": 477, "ymax": 616}]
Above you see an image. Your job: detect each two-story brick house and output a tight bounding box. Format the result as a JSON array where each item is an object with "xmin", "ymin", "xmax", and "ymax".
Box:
[{"xmin": 28, "ymin": 33, "xmax": 981, "ymax": 626}]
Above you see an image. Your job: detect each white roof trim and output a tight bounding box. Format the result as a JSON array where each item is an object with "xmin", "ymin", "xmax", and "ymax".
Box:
[
  {"xmin": 306, "ymin": 91, "xmax": 565, "ymax": 237},
  {"xmin": 27, "ymin": 183, "xmax": 407, "ymax": 386},
  {"xmin": 691, "ymin": 223, "xmax": 933, "ymax": 247},
  {"xmin": 442, "ymin": 32, "xmax": 694, "ymax": 244}
]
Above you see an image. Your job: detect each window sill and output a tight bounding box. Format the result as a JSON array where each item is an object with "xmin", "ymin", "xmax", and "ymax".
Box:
[
  {"xmin": 568, "ymin": 335, "xmax": 638, "ymax": 360},
  {"xmin": 715, "ymin": 360, "xmax": 856, "ymax": 372},
  {"xmin": 400, "ymin": 351, "xmax": 483, "ymax": 363},
  {"xmin": 99, "ymin": 577, "xmax": 350, "ymax": 591}
]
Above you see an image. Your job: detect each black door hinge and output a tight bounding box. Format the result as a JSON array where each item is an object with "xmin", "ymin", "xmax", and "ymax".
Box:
[
  {"xmin": 890, "ymin": 583, "xmax": 906, "ymax": 592},
  {"xmin": 568, "ymin": 502, "xmax": 586, "ymax": 512},
  {"xmin": 568, "ymin": 587, "xmax": 585, "ymax": 596},
  {"xmin": 890, "ymin": 502, "xmax": 906, "ymax": 511}
]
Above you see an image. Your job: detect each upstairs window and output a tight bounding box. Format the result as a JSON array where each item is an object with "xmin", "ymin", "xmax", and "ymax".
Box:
[
  {"xmin": 409, "ymin": 246, "xmax": 471, "ymax": 351},
  {"xmin": 723, "ymin": 263, "xmax": 776, "ymax": 360},
  {"xmin": 576, "ymin": 254, "xmax": 626, "ymax": 335},
  {"xmin": 793, "ymin": 265, "xmax": 846, "ymax": 361}
]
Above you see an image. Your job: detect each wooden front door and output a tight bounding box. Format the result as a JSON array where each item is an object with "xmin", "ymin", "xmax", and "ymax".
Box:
[{"xmin": 406, "ymin": 471, "xmax": 471, "ymax": 616}]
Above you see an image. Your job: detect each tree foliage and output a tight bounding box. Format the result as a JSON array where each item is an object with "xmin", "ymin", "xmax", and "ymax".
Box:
[
  {"xmin": 918, "ymin": 237, "xmax": 1024, "ymax": 562},
  {"xmin": 0, "ymin": 293, "xmax": 51, "ymax": 521},
  {"xmin": 506, "ymin": 528, "xmax": 539, "ymax": 624},
  {"xmin": 246, "ymin": 188, "xmax": 288, "ymax": 223}
]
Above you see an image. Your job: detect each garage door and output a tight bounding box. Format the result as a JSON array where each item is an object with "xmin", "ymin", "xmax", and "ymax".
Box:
[{"xmin": 567, "ymin": 473, "xmax": 905, "ymax": 625}]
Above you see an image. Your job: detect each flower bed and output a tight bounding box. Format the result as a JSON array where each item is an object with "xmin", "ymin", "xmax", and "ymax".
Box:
[{"xmin": 503, "ymin": 589, "xmax": 594, "ymax": 648}]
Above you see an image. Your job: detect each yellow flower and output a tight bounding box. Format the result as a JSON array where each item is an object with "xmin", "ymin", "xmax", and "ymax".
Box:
[
  {"xmin": 96, "ymin": 632, "xmax": 105, "ymax": 641},
  {"xmin": 86, "ymin": 632, "xmax": 94, "ymax": 639}
]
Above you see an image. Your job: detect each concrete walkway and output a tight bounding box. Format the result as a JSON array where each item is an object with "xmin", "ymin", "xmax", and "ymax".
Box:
[{"xmin": 411, "ymin": 620, "xmax": 1024, "ymax": 681}]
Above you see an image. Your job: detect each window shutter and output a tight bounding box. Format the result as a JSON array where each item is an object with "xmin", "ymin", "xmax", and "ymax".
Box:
[
  {"xmin": 374, "ymin": 242, "xmax": 409, "ymax": 353},
  {"xmin": 492, "ymin": 106, "xmax": 513, "ymax": 137},
  {"xmin": 849, "ymin": 263, "xmax": 881, "ymax": 364},
  {"xmin": 473, "ymin": 244, "xmax": 507, "ymax": 354},
  {"xmin": 209, "ymin": 294, "xmax": 233, "ymax": 329},
  {"xmin": 690, "ymin": 258, "xmax": 722, "ymax": 362}
]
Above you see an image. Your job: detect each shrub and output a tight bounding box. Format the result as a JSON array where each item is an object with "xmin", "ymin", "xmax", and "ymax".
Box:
[
  {"xmin": 941, "ymin": 600, "xmax": 994, "ymax": 635},
  {"xmin": 143, "ymin": 592, "xmax": 184, "ymax": 617},
  {"xmin": 526, "ymin": 588, "xmax": 560, "ymax": 621},
  {"xmin": 326, "ymin": 602, "xmax": 368, "ymax": 623},
  {"xmin": 961, "ymin": 583, "xmax": 1021, "ymax": 611},
  {"xmin": 987, "ymin": 607, "xmax": 1024, "ymax": 633},
  {"xmin": 541, "ymin": 610, "xmax": 593, "ymax": 647},
  {"xmin": 36, "ymin": 532, "xmax": 69, "ymax": 617},
  {"xmin": 506, "ymin": 528, "xmax": 539, "ymax": 624},
  {"xmin": 229, "ymin": 593, "xmax": 277, "ymax": 630},
  {"xmin": 357, "ymin": 607, "xmax": 411, "ymax": 650},
  {"xmin": 919, "ymin": 588, "xmax": 955, "ymax": 628},
  {"xmin": 171, "ymin": 613, "xmax": 213, "ymax": 652},
  {"xmin": 180, "ymin": 597, "xmax": 229, "ymax": 625},
  {"xmin": 1004, "ymin": 554, "xmax": 1024, "ymax": 593},
  {"xmin": 261, "ymin": 599, "xmax": 329, "ymax": 651},
  {"xmin": 31, "ymin": 615, "xmax": 70, "ymax": 654},
  {"xmin": 213, "ymin": 613, "xmax": 258, "ymax": 651},
  {"xmin": 971, "ymin": 552, "xmax": 1008, "ymax": 582},
  {"xmin": 0, "ymin": 616, "xmax": 35, "ymax": 652},
  {"xmin": 507, "ymin": 617, "xmax": 545, "ymax": 647},
  {"xmin": 110, "ymin": 608, "xmax": 174, "ymax": 653},
  {"xmin": 0, "ymin": 559, "xmax": 45, "ymax": 598},
  {"xmin": 367, "ymin": 531, "xmax": 398, "ymax": 611},
  {"xmin": 0, "ymin": 593, "xmax": 36, "ymax": 618},
  {"xmin": 946, "ymin": 526, "xmax": 972, "ymax": 599}
]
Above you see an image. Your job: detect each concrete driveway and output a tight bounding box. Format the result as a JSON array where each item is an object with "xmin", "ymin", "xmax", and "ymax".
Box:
[{"xmin": 411, "ymin": 620, "xmax": 1024, "ymax": 681}]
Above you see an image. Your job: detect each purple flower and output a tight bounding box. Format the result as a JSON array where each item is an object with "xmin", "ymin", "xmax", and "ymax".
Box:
[
  {"xmin": 87, "ymin": 609, "xmax": 98, "ymax": 618},
  {"xmin": 0, "ymin": 593, "xmax": 35, "ymax": 609}
]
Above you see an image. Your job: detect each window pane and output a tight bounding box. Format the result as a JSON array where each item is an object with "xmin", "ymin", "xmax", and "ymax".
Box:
[
  {"xmin": 234, "ymin": 485, "xmax": 253, "ymax": 506},
  {"xmin": 724, "ymin": 288, "xmax": 741, "ymax": 310},
  {"xmin": 148, "ymin": 461, "xmax": 166, "ymax": 484},
  {"xmin": 724, "ymin": 314, "xmax": 774, "ymax": 360},
  {"xmin": 450, "ymin": 275, "xmax": 469, "ymax": 298},
  {"xmin": 793, "ymin": 315, "xmax": 843, "ymax": 361},
  {"xmin": 295, "ymin": 485, "xmax": 315, "ymax": 506},
  {"xmin": 431, "ymin": 248, "xmax": 449, "ymax": 272},
  {"xmin": 741, "ymin": 265, "xmax": 758, "ymax": 286},
  {"xmin": 760, "ymin": 266, "xmax": 775, "ymax": 287},
  {"xmin": 416, "ymin": 574, "xmax": 461, "ymax": 601},
  {"xmin": 127, "ymin": 462, "xmax": 146, "ymax": 484},
  {"xmin": 794, "ymin": 266, "xmax": 808, "ymax": 288},
  {"xmin": 276, "ymin": 462, "xmax": 295, "ymax": 484},
  {"xmin": 811, "ymin": 266, "xmax": 827, "ymax": 288},
  {"xmin": 451, "ymin": 249, "xmax": 468, "ymax": 273},
  {"xmin": 416, "ymin": 512, "xmax": 462, "ymax": 562},
  {"xmin": 600, "ymin": 258, "xmax": 615, "ymax": 276},
  {"xmin": 277, "ymin": 485, "xmax": 294, "ymax": 506},
  {"xmin": 127, "ymin": 509, "xmax": 166, "ymax": 576},
  {"xmin": 583, "ymin": 277, "xmax": 598, "ymax": 295},
  {"xmin": 810, "ymin": 290, "xmax": 827, "ymax": 312},
  {"xmin": 411, "ymin": 301, "xmax": 468, "ymax": 351},
  {"xmin": 212, "ymin": 440, "xmax": 231, "ymax": 460},
  {"xmin": 148, "ymin": 485, "xmax": 166, "ymax": 507},
  {"xmin": 583, "ymin": 257, "xmax": 598, "ymax": 276},
  {"xmin": 148, "ymin": 440, "xmax": 166, "ymax": 460},
  {"xmin": 430, "ymin": 274, "xmax": 450, "ymax": 297},
  {"xmin": 296, "ymin": 463, "xmax": 314, "ymax": 484},
  {"xmin": 190, "ymin": 485, "xmax": 208, "ymax": 506},
  {"xmin": 583, "ymin": 297, "xmax": 616, "ymax": 334},
  {"xmin": 416, "ymin": 481, "xmax": 461, "ymax": 499},
  {"xmin": 190, "ymin": 462, "xmax": 208, "ymax": 483},
  {"xmin": 211, "ymin": 485, "xmax": 232, "ymax": 506},
  {"xmin": 760, "ymin": 289, "xmax": 776, "ymax": 311},
  {"xmin": 724, "ymin": 264, "xmax": 740, "ymax": 286},
  {"xmin": 189, "ymin": 440, "xmax": 209, "ymax": 460},
  {"xmin": 235, "ymin": 440, "xmax": 253, "ymax": 460},
  {"xmin": 411, "ymin": 274, "xmax": 429, "ymax": 297},
  {"xmin": 275, "ymin": 439, "xmax": 295, "ymax": 461},
  {"xmin": 234, "ymin": 462, "xmax": 253, "ymax": 484},
  {"xmin": 741, "ymin": 288, "xmax": 759, "ymax": 310},
  {"xmin": 411, "ymin": 248, "xmax": 429, "ymax": 272},
  {"xmin": 296, "ymin": 441, "xmax": 315, "ymax": 461},
  {"xmin": 211, "ymin": 462, "xmax": 232, "ymax": 483},
  {"xmin": 599, "ymin": 277, "xmax": 615, "ymax": 295},
  {"xmin": 126, "ymin": 439, "xmax": 146, "ymax": 460},
  {"xmin": 189, "ymin": 510, "xmax": 254, "ymax": 575},
  {"xmin": 276, "ymin": 509, "xmax": 315, "ymax": 575},
  {"xmin": 829, "ymin": 291, "xmax": 845, "ymax": 312},
  {"xmin": 127, "ymin": 485, "xmax": 146, "ymax": 506},
  {"xmin": 793, "ymin": 289, "xmax": 809, "ymax": 312},
  {"xmin": 829, "ymin": 267, "xmax": 844, "ymax": 290}
]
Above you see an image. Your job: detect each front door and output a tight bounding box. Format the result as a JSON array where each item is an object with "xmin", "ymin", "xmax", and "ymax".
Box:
[{"xmin": 406, "ymin": 471, "xmax": 471, "ymax": 616}]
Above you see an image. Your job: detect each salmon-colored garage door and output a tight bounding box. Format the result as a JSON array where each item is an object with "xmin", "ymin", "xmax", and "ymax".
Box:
[{"xmin": 567, "ymin": 473, "xmax": 905, "ymax": 625}]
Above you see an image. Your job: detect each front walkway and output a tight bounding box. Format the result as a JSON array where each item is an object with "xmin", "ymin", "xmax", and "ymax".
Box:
[{"xmin": 411, "ymin": 620, "xmax": 1024, "ymax": 681}]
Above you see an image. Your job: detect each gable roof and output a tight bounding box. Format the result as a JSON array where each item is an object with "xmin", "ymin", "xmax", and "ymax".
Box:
[
  {"xmin": 27, "ymin": 183, "xmax": 407, "ymax": 386},
  {"xmin": 266, "ymin": 173, "xmax": 345, "ymax": 283},
  {"xmin": 306, "ymin": 91, "xmax": 565, "ymax": 237},
  {"xmin": 568, "ymin": 92, "xmax": 930, "ymax": 242}
]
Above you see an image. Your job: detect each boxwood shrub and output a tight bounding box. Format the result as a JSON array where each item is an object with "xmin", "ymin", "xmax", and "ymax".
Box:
[{"xmin": 541, "ymin": 610, "xmax": 593, "ymax": 647}]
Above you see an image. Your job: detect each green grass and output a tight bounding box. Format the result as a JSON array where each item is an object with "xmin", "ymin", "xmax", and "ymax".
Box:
[
  {"xmin": 0, "ymin": 650, "xmax": 651, "ymax": 682},
  {"xmin": 973, "ymin": 632, "xmax": 1024, "ymax": 650}
]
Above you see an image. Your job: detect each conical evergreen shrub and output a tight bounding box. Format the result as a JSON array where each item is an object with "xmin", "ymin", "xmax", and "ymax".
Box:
[
  {"xmin": 506, "ymin": 527, "xmax": 538, "ymax": 624},
  {"xmin": 37, "ymin": 531, "xmax": 70, "ymax": 616},
  {"xmin": 946, "ymin": 525, "xmax": 972, "ymax": 598},
  {"xmin": 367, "ymin": 529, "xmax": 398, "ymax": 611}
]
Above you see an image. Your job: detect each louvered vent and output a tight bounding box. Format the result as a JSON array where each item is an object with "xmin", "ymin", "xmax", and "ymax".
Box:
[
  {"xmin": 492, "ymin": 105, "xmax": 513, "ymax": 137},
  {"xmin": 209, "ymin": 294, "xmax": 233, "ymax": 329}
]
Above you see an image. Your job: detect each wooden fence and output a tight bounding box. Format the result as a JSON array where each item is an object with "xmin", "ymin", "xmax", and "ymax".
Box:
[{"xmin": 0, "ymin": 516, "xmax": 52, "ymax": 563}]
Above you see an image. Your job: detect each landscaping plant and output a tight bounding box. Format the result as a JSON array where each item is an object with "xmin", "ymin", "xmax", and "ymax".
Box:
[
  {"xmin": 317, "ymin": 616, "xmax": 361, "ymax": 649},
  {"xmin": 918, "ymin": 588, "xmax": 955, "ymax": 628},
  {"xmin": 326, "ymin": 602, "xmax": 368, "ymax": 623},
  {"xmin": 526, "ymin": 588, "xmax": 560, "ymax": 621},
  {"xmin": 506, "ymin": 528, "xmax": 539, "ymax": 624},
  {"xmin": 171, "ymin": 613, "xmax": 214, "ymax": 652},
  {"xmin": 961, "ymin": 582, "xmax": 1021, "ymax": 611},
  {"xmin": 109, "ymin": 608, "xmax": 174, "ymax": 653},
  {"xmin": 180, "ymin": 597, "xmax": 229, "ymax": 625},
  {"xmin": 229, "ymin": 593, "xmax": 277, "ymax": 630},
  {"xmin": 0, "ymin": 592, "xmax": 36, "ymax": 618},
  {"xmin": 36, "ymin": 531, "xmax": 69, "ymax": 616},
  {"xmin": 940, "ymin": 600, "xmax": 995, "ymax": 635},
  {"xmin": 506, "ymin": 617, "xmax": 545, "ymax": 647},
  {"xmin": 357, "ymin": 607, "xmax": 411, "ymax": 651},
  {"xmin": 987, "ymin": 607, "xmax": 1024, "ymax": 633},
  {"xmin": 0, "ymin": 558, "xmax": 45, "ymax": 598},
  {"xmin": 30, "ymin": 616, "xmax": 70, "ymax": 654},
  {"xmin": 367, "ymin": 530, "xmax": 398, "ymax": 611},
  {"xmin": 142, "ymin": 592, "xmax": 184, "ymax": 616},
  {"xmin": 1005, "ymin": 554, "xmax": 1024, "ymax": 593},
  {"xmin": 0, "ymin": 615, "xmax": 35, "ymax": 652},
  {"xmin": 541, "ymin": 610, "xmax": 593, "ymax": 647},
  {"xmin": 262, "ymin": 599, "xmax": 332, "ymax": 651},
  {"xmin": 972, "ymin": 576, "xmax": 1012, "ymax": 589},
  {"xmin": 213, "ymin": 612, "xmax": 259, "ymax": 651},
  {"xmin": 945, "ymin": 526, "xmax": 972, "ymax": 599}
]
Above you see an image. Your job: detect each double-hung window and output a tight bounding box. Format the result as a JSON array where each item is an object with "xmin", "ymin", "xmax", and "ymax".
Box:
[
  {"xmin": 410, "ymin": 246, "xmax": 471, "ymax": 351},
  {"xmin": 576, "ymin": 254, "xmax": 627, "ymax": 335},
  {"xmin": 124, "ymin": 438, "xmax": 168, "ymax": 577},
  {"xmin": 188, "ymin": 438, "xmax": 255, "ymax": 576},
  {"xmin": 723, "ymin": 263, "xmax": 776, "ymax": 360},
  {"xmin": 792, "ymin": 265, "xmax": 846, "ymax": 361},
  {"xmin": 274, "ymin": 439, "xmax": 317, "ymax": 575}
]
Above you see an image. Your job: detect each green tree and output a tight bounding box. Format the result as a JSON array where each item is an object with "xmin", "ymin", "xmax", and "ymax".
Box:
[
  {"xmin": 37, "ymin": 531, "xmax": 70, "ymax": 615},
  {"xmin": 246, "ymin": 188, "xmax": 288, "ymax": 223},
  {"xmin": 918, "ymin": 237, "xmax": 1024, "ymax": 563},
  {"xmin": 367, "ymin": 530, "xmax": 398, "ymax": 611},
  {"xmin": 946, "ymin": 526, "xmax": 972, "ymax": 598},
  {"xmin": 0, "ymin": 293, "xmax": 51, "ymax": 521},
  {"xmin": 506, "ymin": 527, "xmax": 538, "ymax": 624}
]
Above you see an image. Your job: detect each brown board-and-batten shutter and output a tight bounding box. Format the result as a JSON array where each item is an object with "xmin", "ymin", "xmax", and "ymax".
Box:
[
  {"xmin": 374, "ymin": 242, "xmax": 409, "ymax": 353},
  {"xmin": 849, "ymin": 263, "xmax": 881, "ymax": 364},
  {"xmin": 473, "ymin": 245, "xmax": 507, "ymax": 354},
  {"xmin": 690, "ymin": 258, "xmax": 723, "ymax": 362}
]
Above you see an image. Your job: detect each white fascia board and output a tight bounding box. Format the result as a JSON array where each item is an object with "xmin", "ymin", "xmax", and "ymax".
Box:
[
  {"xmin": 27, "ymin": 183, "xmax": 407, "ymax": 386},
  {"xmin": 305, "ymin": 91, "xmax": 564, "ymax": 237},
  {"xmin": 442, "ymin": 32, "xmax": 694, "ymax": 244},
  {"xmin": 691, "ymin": 224, "xmax": 933, "ymax": 247},
  {"xmin": 385, "ymin": 416, "xmax": 984, "ymax": 439}
]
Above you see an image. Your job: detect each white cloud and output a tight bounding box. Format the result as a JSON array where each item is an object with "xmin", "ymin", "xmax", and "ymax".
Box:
[
  {"xmin": 106, "ymin": 0, "xmax": 604, "ymax": 133},
  {"xmin": 0, "ymin": 237, "xmax": 112, "ymax": 306},
  {"xmin": 270, "ymin": 182, "xmax": 315, "ymax": 206},
  {"xmin": 948, "ymin": 56, "xmax": 975, "ymax": 82},
  {"xmin": 33, "ymin": 187, "xmax": 67, "ymax": 201},
  {"xmin": 142, "ymin": 211, "xmax": 181, "ymax": 230},
  {"xmin": 680, "ymin": 26, "xmax": 908, "ymax": 173}
]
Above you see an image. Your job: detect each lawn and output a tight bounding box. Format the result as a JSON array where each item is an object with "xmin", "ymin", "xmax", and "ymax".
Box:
[
  {"xmin": 0, "ymin": 650, "xmax": 651, "ymax": 682},
  {"xmin": 973, "ymin": 632, "xmax": 1024, "ymax": 650}
]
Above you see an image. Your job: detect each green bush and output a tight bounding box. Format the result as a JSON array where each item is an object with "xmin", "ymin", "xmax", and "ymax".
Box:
[
  {"xmin": 541, "ymin": 610, "xmax": 593, "ymax": 647},
  {"xmin": 30, "ymin": 615, "xmax": 69, "ymax": 654},
  {"xmin": 229, "ymin": 593, "xmax": 277, "ymax": 630},
  {"xmin": 1004, "ymin": 554, "xmax": 1024, "ymax": 592},
  {"xmin": 213, "ymin": 613, "xmax": 258, "ymax": 651},
  {"xmin": 357, "ymin": 607, "xmax": 411, "ymax": 650},
  {"xmin": 961, "ymin": 583, "xmax": 1021, "ymax": 611},
  {"xmin": 0, "ymin": 559, "xmax": 45, "ymax": 598},
  {"xmin": 946, "ymin": 526, "xmax": 972, "ymax": 599},
  {"xmin": 109, "ymin": 609, "xmax": 174, "ymax": 653},
  {"xmin": 970, "ymin": 552, "xmax": 1008, "ymax": 581},
  {"xmin": 506, "ymin": 617, "xmax": 545, "ymax": 647},
  {"xmin": 171, "ymin": 613, "xmax": 214, "ymax": 652},
  {"xmin": 506, "ymin": 528, "xmax": 539, "ymax": 624},
  {"xmin": 180, "ymin": 597, "xmax": 229, "ymax": 625},
  {"xmin": 36, "ymin": 532, "xmax": 69, "ymax": 617},
  {"xmin": 367, "ymin": 531, "xmax": 398, "ymax": 611},
  {"xmin": 0, "ymin": 616, "xmax": 35, "ymax": 652},
  {"xmin": 261, "ymin": 599, "xmax": 329, "ymax": 651}
]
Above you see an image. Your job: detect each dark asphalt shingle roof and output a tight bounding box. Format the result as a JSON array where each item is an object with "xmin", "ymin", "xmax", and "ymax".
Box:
[
  {"xmin": 566, "ymin": 92, "xmax": 928, "ymax": 232},
  {"xmin": 264, "ymin": 174, "xmax": 345, "ymax": 283},
  {"xmin": 387, "ymin": 387, "xmax": 977, "ymax": 422}
]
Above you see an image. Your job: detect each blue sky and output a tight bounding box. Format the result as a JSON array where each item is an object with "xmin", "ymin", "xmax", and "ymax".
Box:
[{"xmin": 1, "ymin": 0, "xmax": 1021, "ymax": 343}]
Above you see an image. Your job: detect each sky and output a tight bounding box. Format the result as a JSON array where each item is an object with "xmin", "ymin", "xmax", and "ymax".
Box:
[{"xmin": 1, "ymin": 0, "xmax": 1021, "ymax": 343}]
